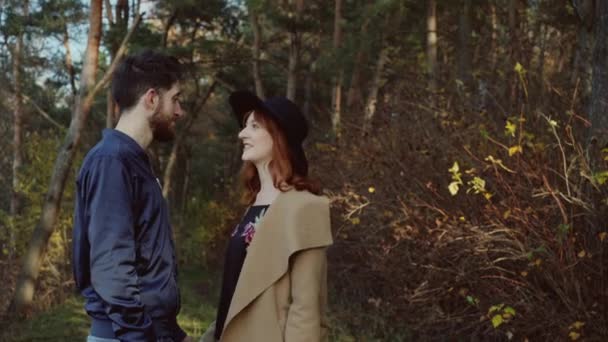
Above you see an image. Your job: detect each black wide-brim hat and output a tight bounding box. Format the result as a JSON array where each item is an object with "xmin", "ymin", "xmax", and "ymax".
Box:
[{"xmin": 229, "ymin": 90, "xmax": 309, "ymax": 176}]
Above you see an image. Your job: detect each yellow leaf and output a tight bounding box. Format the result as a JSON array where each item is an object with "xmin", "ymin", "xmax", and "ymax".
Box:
[
  {"xmin": 578, "ymin": 250, "xmax": 586, "ymax": 258},
  {"xmin": 569, "ymin": 331, "xmax": 581, "ymax": 340},
  {"xmin": 569, "ymin": 321, "xmax": 585, "ymax": 330},
  {"xmin": 459, "ymin": 216, "xmax": 466, "ymax": 222},
  {"xmin": 449, "ymin": 162, "xmax": 460, "ymax": 173},
  {"xmin": 534, "ymin": 259, "xmax": 542, "ymax": 267},
  {"xmin": 503, "ymin": 210, "xmax": 511, "ymax": 219},
  {"xmin": 448, "ymin": 182, "xmax": 460, "ymax": 196},
  {"xmin": 350, "ymin": 217, "xmax": 360, "ymax": 225},
  {"xmin": 484, "ymin": 192, "xmax": 493, "ymax": 200},
  {"xmin": 491, "ymin": 314, "xmax": 504, "ymax": 328},
  {"xmin": 368, "ymin": 187, "xmax": 376, "ymax": 193},
  {"xmin": 505, "ymin": 121, "xmax": 517, "ymax": 137},
  {"xmin": 520, "ymin": 271, "xmax": 528, "ymax": 277},
  {"xmin": 508, "ymin": 145, "xmax": 523, "ymax": 156},
  {"xmin": 599, "ymin": 232, "xmax": 607, "ymax": 242}
]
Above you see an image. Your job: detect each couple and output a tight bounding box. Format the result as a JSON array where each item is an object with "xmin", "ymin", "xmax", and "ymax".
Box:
[{"xmin": 72, "ymin": 50, "xmax": 333, "ymax": 342}]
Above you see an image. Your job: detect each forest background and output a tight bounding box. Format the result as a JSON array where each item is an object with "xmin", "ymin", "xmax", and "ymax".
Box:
[{"xmin": 0, "ymin": 0, "xmax": 607, "ymax": 340}]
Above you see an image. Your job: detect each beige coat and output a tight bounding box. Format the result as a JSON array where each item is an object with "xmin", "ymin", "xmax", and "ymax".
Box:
[{"xmin": 201, "ymin": 189, "xmax": 333, "ymax": 342}]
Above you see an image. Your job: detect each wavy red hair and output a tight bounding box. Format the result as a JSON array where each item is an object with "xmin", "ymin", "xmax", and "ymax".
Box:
[{"xmin": 239, "ymin": 110, "xmax": 320, "ymax": 205}]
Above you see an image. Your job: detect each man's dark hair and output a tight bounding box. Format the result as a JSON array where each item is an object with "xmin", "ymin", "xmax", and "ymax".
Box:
[{"xmin": 111, "ymin": 50, "xmax": 182, "ymax": 112}]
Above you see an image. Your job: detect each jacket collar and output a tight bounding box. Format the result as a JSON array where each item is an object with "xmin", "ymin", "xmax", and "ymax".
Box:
[{"xmin": 222, "ymin": 189, "xmax": 332, "ymax": 334}]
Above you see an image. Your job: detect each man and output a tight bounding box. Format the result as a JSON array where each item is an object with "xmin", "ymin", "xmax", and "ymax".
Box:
[{"xmin": 72, "ymin": 50, "xmax": 193, "ymax": 342}]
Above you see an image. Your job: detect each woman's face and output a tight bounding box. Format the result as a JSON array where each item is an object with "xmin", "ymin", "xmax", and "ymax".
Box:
[{"xmin": 238, "ymin": 112, "xmax": 274, "ymax": 165}]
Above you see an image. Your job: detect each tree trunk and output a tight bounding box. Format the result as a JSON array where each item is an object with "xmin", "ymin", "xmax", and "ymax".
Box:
[
  {"xmin": 457, "ymin": 0, "xmax": 473, "ymax": 91},
  {"xmin": 363, "ymin": 45, "xmax": 389, "ymax": 134},
  {"xmin": 286, "ymin": 0, "xmax": 303, "ymax": 101},
  {"xmin": 303, "ymin": 61, "xmax": 315, "ymax": 118},
  {"xmin": 535, "ymin": 23, "xmax": 547, "ymax": 101},
  {"xmin": 106, "ymin": 0, "xmax": 129, "ymax": 128},
  {"xmin": 163, "ymin": 81, "xmax": 217, "ymax": 201},
  {"xmin": 346, "ymin": 15, "xmax": 370, "ymax": 111},
  {"xmin": 508, "ymin": 0, "xmax": 519, "ymax": 104},
  {"xmin": 330, "ymin": 0, "xmax": 343, "ymax": 136},
  {"xmin": 161, "ymin": 11, "xmax": 176, "ymax": 47},
  {"xmin": 250, "ymin": 9, "xmax": 265, "ymax": 99},
  {"xmin": 10, "ymin": 0, "xmax": 105, "ymax": 314},
  {"xmin": 572, "ymin": 18, "xmax": 594, "ymax": 109},
  {"xmin": 63, "ymin": 24, "xmax": 76, "ymax": 97},
  {"xmin": 490, "ymin": 3, "xmax": 498, "ymax": 71},
  {"xmin": 9, "ymin": 0, "xmax": 29, "ymax": 259},
  {"xmin": 590, "ymin": 0, "xmax": 608, "ymax": 149},
  {"xmin": 427, "ymin": 0, "xmax": 438, "ymax": 94}
]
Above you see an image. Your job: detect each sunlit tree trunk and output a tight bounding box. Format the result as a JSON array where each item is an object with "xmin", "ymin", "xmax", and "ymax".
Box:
[
  {"xmin": 330, "ymin": 0, "xmax": 343, "ymax": 136},
  {"xmin": 63, "ymin": 24, "xmax": 76, "ymax": 97},
  {"xmin": 427, "ymin": 0, "xmax": 437, "ymax": 94},
  {"xmin": 363, "ymin": 40, "xmax": 389, "ymax": 133}
]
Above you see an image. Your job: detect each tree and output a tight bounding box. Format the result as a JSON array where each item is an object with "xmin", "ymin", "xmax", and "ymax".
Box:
[
  {"xmin": 249, "ymin": 4, "xmax": 266, "ymax": 99},
  {"xmin": 10, "ymin": 0, "xmax": 142, "ymax": 313},
  {"xmin": 590, "ymin": 0, "xmax": 608, "ymax": 149},
  {"xmin": 286, "ymin": 0, "xmax": 304, "ymax": 101},
  {"xmin": 427, "ymin": 0, "xmax": 437, "ymax": 94},
  {"xmin": 457, "ymin": 0, "xmax": 473, "ymax": 93},
  {"xmin": 330, "ymin": 0, "xmax": 343, "ymax": 136},
  {"xmin": 8, "ymin": 0, "xmax": 29, "ymax": 260}
]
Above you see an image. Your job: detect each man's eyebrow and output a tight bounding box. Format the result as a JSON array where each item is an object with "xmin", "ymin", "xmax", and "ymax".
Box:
[{"xmin": 173, "ymin": 91, "xmax": 182, "ymax": 98}]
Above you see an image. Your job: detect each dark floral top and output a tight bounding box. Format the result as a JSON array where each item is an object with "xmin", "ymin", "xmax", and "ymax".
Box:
[{"xmin": 214, "ymin": 205, "xmax": 269, "ymax": 339}]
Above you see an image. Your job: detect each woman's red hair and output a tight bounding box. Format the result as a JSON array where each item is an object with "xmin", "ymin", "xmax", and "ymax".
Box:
[{"xmin": 240, "ymin": 110, "xmax": 321, "ymax": 204}]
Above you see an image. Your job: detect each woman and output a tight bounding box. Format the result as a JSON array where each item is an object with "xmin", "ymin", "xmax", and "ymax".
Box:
[{"xmin": 201, "ymin": 91, "xmax": 333, "ymax": 342}]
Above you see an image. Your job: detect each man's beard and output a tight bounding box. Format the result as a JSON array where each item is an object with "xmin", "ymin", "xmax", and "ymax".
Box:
[{"xmin": 149, "ymin": 100, "xmax": 175, "ymax": 142}]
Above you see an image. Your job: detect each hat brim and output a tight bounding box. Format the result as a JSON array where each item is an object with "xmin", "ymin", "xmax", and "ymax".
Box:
[{"xmin": 229, "ymin": 90, "xmax": 309, "ymax": 176}]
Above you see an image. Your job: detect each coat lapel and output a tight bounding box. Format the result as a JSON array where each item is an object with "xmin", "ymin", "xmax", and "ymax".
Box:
[{"xmin": 222, "ymin": 189, "xmax": 332, "ymax": 335}]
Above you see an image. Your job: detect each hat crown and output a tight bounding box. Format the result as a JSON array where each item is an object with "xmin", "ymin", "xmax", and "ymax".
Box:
[{"xmin": 264, "ymin": 96, "xmax": 308, "ymax": 143}]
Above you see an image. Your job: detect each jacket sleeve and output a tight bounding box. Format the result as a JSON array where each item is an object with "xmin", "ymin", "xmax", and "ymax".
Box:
[
  {"xmin": 284, "ymin": 247, "xmax": 328, "ymax": 342},
  {"xmin": 85, "ymin": 156, "xmax": 154, "ymax": 341}
]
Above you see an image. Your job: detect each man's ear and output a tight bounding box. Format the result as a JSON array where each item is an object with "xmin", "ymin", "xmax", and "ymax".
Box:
[{"xmin": 143, "ymin": 88, "xmax": 159, "ymax": 110}]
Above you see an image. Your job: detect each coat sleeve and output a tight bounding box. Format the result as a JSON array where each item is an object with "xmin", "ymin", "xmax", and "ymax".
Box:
[
  {"xmin": 86, "ymin": 156, "xmax": 154, "ymax": 341},
  {"xmin": 284, "ymin": 247, "xmax": 328, "ymax": 342}
]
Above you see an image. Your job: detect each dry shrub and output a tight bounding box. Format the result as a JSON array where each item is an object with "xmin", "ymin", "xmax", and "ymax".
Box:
[{"xmin": 315, "ymin": 76, "xmax": 608, "ymax": 340}]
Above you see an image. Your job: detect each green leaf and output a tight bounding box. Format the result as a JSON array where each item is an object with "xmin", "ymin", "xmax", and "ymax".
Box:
[
  {"xmin": 593, "ymin": 171, "xmax": 608, "ymax": 185},
  {"xmin": 488, "ymin": 304, "xmax": 504, "ymax": 314},
  {"xmin": 491, "ymin": 314, "xmax": 504, "ymax": 328},
  {"xmin": 503, "ymin": 306, "xmax": 516, "ymax": 316}
]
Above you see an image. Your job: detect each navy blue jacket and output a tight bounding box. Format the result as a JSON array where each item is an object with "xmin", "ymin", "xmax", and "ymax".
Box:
[{"xmin": 72, "ymin": 129, "xmax": 186, "ymax": 342}]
